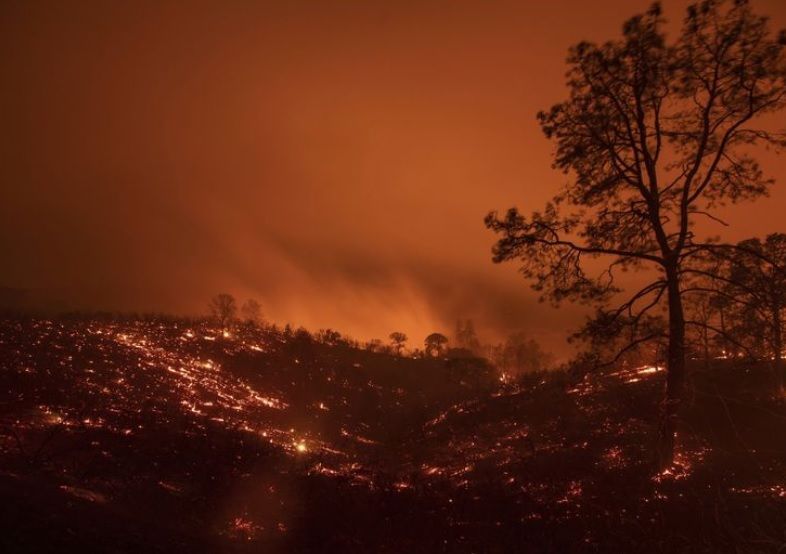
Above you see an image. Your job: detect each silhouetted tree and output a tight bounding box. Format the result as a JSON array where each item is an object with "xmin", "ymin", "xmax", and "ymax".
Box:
[
  {"xmin": 485, "ymin": 1, "xmax": 786, "ymax": 469},
  {"xmin": 287, "ymin": 327, "xmax": 314, "ymax": 357},
  {"xmin": 683, "ymin": 290, "xmax": 716, "ymax": 369},
  {"xmin": 445, "ymin": 351, "xmax": 496, "ymax": 388},
  {"xmin": 455, "ymin": 319, "xmax": 481, "ymax": 353},
  {"xmin": 365, "ymin": 338, "xmax": 385, "ymax": 353},
  {"xmin": 317, "ymin": 328, "xmax": 344, "ymax": 346},
  {"xmin": 389, "ymin": 332, "xmax": 407, "ymax": 355},
  {"xmin": 495, "ymin": 332, "xmax": 553, "ymax": 375},
  {"xmin": 209, "ymin": 293, "xmax": 237, "ymax": 328},
  {"xmin": 693, "ymin": 234, "xmax": 786, "ymax": 391},
  {"xmin": 424, "ymin": 332, "xmax": 449, "ymax": 357},
  {"xmin": 240, "ymin": 299, "xmax": 263, "ymax": 326}
]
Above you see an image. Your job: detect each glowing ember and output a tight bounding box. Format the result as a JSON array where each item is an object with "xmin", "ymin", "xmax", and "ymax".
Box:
[
  {"xmin": 227, "ymin": 517, "xmax": 263, "ymax": 541},
  {"xmin": 636, "ymin": 365, "xmax": 663, "ymax": 375},
  {"xmin": 2, "ymin": 317, "xmax": 784, "ymax": 552},
  {"xmin": 59, "ymin": 485, "xmax": 107, "ymax": 504}
]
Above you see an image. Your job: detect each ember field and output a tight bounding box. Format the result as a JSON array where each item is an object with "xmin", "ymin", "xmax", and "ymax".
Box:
[{"xmin": 1, "ymin": 318, "xmax": 785, "ymax": 553}]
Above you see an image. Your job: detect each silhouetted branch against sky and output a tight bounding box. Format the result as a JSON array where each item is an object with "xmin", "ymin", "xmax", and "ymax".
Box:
[
  {"xmin": 487, "ymin": 0, "xmax": 786, "ymax": 340},
  {"xmin": 484, "ymin": 0, "xmax": 786, "ymax": 468}
]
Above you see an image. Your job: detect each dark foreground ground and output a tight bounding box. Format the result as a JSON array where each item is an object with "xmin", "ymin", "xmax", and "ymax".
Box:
[{"xmin": 1, "ymin": 317, "xmax": 784, "ymax": 553}]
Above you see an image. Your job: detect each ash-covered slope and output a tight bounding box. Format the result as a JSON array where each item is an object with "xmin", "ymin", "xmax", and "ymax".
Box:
[{"xmin": 0, "ymin": 317, "xmax": 784, "ymax": 553}]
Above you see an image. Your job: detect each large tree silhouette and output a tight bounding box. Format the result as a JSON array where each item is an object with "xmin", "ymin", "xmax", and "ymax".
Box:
[
  {"xmin": 424, "ymin": 332, "xmax": 449, "ymax": 358},
  {"xmin": 389, "ymin": 332, "xmax": 408, "ymax": 355},
  {"xmin": 486, "ymin": 0, "xmax": 786, "ymax": 469}
]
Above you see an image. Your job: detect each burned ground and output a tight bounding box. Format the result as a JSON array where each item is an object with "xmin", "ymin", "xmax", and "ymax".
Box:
[{"xmin": 1, "ymin": 317, "xmax": 784, "ymax": 552}]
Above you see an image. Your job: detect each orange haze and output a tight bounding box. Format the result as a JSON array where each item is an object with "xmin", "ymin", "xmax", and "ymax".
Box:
[{"xmin": 2, "ymin": 0, "xmax": 785, "ymax": 352}]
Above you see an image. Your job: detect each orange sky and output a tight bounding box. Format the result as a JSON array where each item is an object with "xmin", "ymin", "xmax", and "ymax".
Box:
[{"xmin": 1, "ymin": 0, "xmax": 785, "ymax": 351}]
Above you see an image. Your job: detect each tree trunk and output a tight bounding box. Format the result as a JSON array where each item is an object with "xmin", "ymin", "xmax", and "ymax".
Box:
[
  {"xmin": 773, "ymin": 306, "xmax": 784, "ymax": 395},
  {"xmin": 658, "ymin": 265, "xmax": 686, "ymax": 471},
  {"xmin": 702, "ymin": 322, "xmax": 710, "ymax": 371}
]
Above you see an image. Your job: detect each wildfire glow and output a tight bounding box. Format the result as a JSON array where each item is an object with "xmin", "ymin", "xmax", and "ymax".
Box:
[{"xmin": 2, "ymin": 317, "xmax": 781, "ymax": 550}]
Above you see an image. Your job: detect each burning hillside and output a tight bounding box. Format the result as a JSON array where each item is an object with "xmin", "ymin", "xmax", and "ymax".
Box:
[{"xmin": 1, "ymin": 317, "xmax": 785, "ymax": 552}]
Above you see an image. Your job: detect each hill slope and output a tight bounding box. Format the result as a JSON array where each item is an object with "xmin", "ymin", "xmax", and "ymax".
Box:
[{"xmin": 1, "ymin": 318, "xmax": 784, "ymax": 552}]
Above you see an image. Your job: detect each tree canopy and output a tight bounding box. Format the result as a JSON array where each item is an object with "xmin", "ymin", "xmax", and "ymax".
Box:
[{"xmin": 486, "ymin": 0, "xmax": 786, "ymax": 470}]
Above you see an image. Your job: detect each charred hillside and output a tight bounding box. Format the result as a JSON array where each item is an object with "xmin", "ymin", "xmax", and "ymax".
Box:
[{"xmin": 0, "ymin": 317, "xmax": 784, "ymax": 553}]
